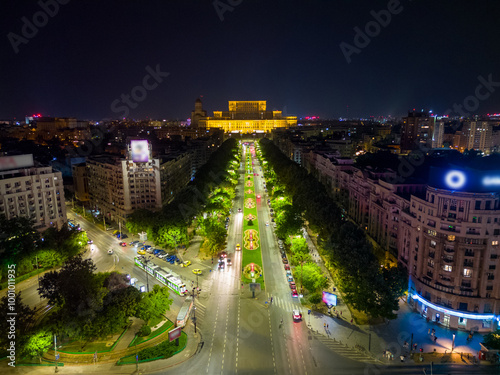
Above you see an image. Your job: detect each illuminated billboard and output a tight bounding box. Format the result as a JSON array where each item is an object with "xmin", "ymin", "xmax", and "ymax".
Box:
[
  {"xmin": 130, "ymin": 140, "xmax": 149, "ymax": 163},
  {"xmin": 322, "ymin": 291, "xmax": 337, "ymax": 307}
]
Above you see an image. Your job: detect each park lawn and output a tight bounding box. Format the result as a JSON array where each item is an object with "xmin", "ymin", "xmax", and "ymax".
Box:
[
  {"xmin": 130, "ymin": 320, "xmax": 174, "ymax": 347},
  {"xmin": 241, "ymin": 163, "xmax": 265, "ymax": 287},
  {"xmin": 59, "ymin": 335, "xmax": 118, "ymax": 354}
]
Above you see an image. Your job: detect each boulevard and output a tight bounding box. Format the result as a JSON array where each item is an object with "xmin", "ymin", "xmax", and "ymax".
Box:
[{"xmin": 5, "ymin": 142, "xmax": 499, "ymax": 375}]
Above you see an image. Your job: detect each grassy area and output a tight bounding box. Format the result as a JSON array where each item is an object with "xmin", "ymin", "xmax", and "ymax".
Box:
[
  {"xmin": 130, "ymin": 320, "xmax": 174, "ymax": 347},
  {"xmin": 241, "ymin": 151, "xmax": 265, "ymax": 287},
  {"xmin": 118, "ymin": 331, "xmax": 187, "ymax": 364},
  {"xmin": 59, "ymin": 337, "xmax": 116, "ymax": 353},
  {"xmin": 148, "ymin": 316, "xmax": 163, "ymax": 328}
]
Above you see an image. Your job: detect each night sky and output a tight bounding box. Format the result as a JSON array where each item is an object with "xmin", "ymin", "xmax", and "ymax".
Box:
[{"xmin": 1, "ymin": 0, "xmax": 500, "ymax": 120}]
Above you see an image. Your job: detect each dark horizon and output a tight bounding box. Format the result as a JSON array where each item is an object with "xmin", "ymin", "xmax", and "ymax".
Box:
[{"xmin": 1, "ymin": 0, "xmax": 500, "ymax": 121}]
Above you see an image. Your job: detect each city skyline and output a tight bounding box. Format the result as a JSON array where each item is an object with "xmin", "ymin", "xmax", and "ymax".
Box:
[{"xmin": 1, "ymin": 0, "xmax": 500, "ymax": 120}]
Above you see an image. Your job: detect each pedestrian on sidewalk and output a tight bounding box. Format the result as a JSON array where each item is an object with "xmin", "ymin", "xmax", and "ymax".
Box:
[
  {"xmin": 434, "ymin": 336, "xmax": 437, "ymax": 343},
  {"xmin": 327, "ymin": 324, "xmax": 329, "ymax": 329},
  {"xmin": 340, "ymin": 311, "xmax": 342, "ymax": 316},
  {"xmin": 324, "ymin": 323, "xmax": 326, "ymax": 329},
  {"xmin": 350, "ymin": 319, "xmax": 353, "ymax": 324},
  {"xmin": 428, "ymin": 328, "xmax": 431, "ymax": 335}
]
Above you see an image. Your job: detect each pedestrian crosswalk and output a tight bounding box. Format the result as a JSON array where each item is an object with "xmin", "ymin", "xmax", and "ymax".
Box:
[
  {"xmin": 192, "ymin": 300, "xmax": 207, "ymax": 328},
  {"xmin": 311, "ymin": 331, "xmax": 381, "ymax": 365},
  {"xmin": 267, "ymin": 294, "xmax": 301, "ymax": 313}
]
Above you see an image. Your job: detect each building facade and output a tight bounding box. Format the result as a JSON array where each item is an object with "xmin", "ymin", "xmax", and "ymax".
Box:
[
  {"xmin": 463, "ymin": 120, "xmax": 492, "ymax": 154},
  {"xmin": 401, "ymin": 111, "xmax": 436, "ymax": 153},
  {"xmin": 284, "ymin": 144, "xmax": 500, "ymax": 331},
  {"xmin": 197, "ymin": 100, "xmax": 297, "ymax": 133},
  {"xmin": 0, "ymin": 154, "xmax": 66, "ymax": 231},
  {"xmin": 160, "ymin": 152, "xmax": 192, "ymax": 205},
  {"xmin": 87, "ymin": 141, "xmax": 161, "ymax": 223}
]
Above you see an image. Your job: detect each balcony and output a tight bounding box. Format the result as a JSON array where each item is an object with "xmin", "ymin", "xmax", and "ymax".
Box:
[
  {"xmin": 442, "ymin": 257, "xmax": 454, "ymax": 264},
  {"xmin": 463, "ymin": 261, "xmax": 473, "ymax": 267},
  {"xmin": 466, "ymin": 230, "xmax": 481, "ymax": 235}
]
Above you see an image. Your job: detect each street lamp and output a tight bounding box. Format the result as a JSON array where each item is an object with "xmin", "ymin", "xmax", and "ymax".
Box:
[
  {"xmin": 192, "ymin": 288, "xmax": 197, "ymax": 334},
  {"xmin": 142, "ymin": 256, "xmax": 153, "ymax": 292},
  {"xmin": 452, "ymin": 333, "xmax": 456, "ymax": 352}
]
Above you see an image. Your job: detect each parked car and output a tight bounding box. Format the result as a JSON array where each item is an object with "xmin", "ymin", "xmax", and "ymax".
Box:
[
  {"xmin": 129, "ymin": 240, "xmax": 140, "ymax": 246},
  {"xmin": 291, "ymin": 289, "xmax": 298, "ymax": 298},
  {"xmin": 121, "ymin": 234, "xmax": 128, "ymax": 239},
  {"xmin": 282, "ymin": 258, "xmax": 288, "ymax": 264},
  {"xmin": 144, "ymin": 245, "xmax": 152, "ymax": 249},
  {"xmin": 289, "ymin": 281, "xmax": 296, "ymax": 290},
  {"xmin": 284, "ymin": 264, "xmax": 290, "ymax": 270},
  {"xmin": 120, "ymin": 242, "xmax": 127, "ymax": 247},
  {"xmin": 157, "ymin": 251, "xmax": 168, "ymax": 259},
  {"xmin": 153, "ymin": 249, "xmax": 162, "ymax": 255},
  {"xmin": 181, "ymin": 261, "xmax": 191, "ymax": 267},
  {"xmin": 137, "ymin": 249, "xmax": 146, "ymax": 255},
  {"xmin": 87, "ymin": 239, "xmax": 93, "ymax": 244}
]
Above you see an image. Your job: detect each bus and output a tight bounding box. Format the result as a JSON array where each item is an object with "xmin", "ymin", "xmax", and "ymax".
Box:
[
  {"xmin": 134, "ymin": 257, "xmax": 187, "ymax": 296},
  {"xmin": 176, "ymin": 296, "xmax": 194, "ymax": 327}
]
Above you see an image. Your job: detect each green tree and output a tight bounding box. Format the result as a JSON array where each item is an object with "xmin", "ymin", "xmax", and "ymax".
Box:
[
  {"xmin": 38, "ymin": 254, "xmax": 105, "ymax": 318},
  {"xmin": 0, "ymin": 215, "xmax": 40, "ymax": 264},
  {"xmin": 21, "ymin": 329, "xmax": 52, "ymax": 363},
  {"xmin": 0, "ymin": 292, "xmax": 35, "ymax": 351},
  {"xmin": 290, "ymin": 237, "xmax": 308, "ymax": 254},
  {"xmin": 293, "ymin": 262, "xmax": 328, "ymax": 293},
  {"xmin": 136, "ymin": 285, "xmax": 173, "ymax": 324},
  {"xmin": 156, "ymin": 224, "xmax": 188, "ymax": 250},
  {"xmin": 483, "ymin": 329, "xmax": 500, "ymax": 350},
  {"xmin": 275, "ymin": 204, "xmax": 303, "ymax": 239},
  {"xmin": 309, "ymin": 292, "xmax": 322, "ymax": 308}
]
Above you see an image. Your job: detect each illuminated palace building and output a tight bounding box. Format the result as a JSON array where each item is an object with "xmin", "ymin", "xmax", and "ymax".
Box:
[
  {"xmin": 402, "ymin": 167, "xmax": 500, "ymax": 332},
  {"xmin": 192, "ymin": 99, "xmax": 297, "ymax": 133}
]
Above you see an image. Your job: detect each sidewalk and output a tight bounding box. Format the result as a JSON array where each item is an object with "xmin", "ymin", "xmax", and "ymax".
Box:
[{"xmin": 302, "ymin": 226, "xmax": 486, "ymax": 366}]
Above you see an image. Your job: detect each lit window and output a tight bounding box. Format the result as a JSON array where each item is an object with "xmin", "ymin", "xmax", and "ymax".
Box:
[
  {"xmin": 463, "ymin": 268, "xmax": 472, "ymax": 278},
  {"xmin": 492, "ymin": 241, "xmax": 499, "ymax": 246},
  {"xmin": 444, "ymin": 265, "xmax": 452, "ymax": 272}
]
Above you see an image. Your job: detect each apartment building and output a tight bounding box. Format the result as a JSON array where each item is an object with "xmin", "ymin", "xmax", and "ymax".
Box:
[
  {"xmin": 159, "ymin": 152, "xmax": 192, "ymax": 205},
  {"xmin": 288, "ymin": 145, "xmax": 500, "ymax": 331},
  {"xmin": 86, "ymin": 141, "xmax": 161, "ymax": 223},
  {"xmin": 0, "ymin": 154, "xmax": 66, "ymax": 231}
]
